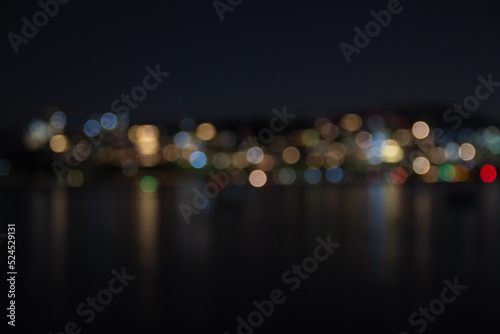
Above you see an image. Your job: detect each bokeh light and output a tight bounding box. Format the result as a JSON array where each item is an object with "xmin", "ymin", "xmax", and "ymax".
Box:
[
  {"xmin": 355, "ymin": 132, "xmax": 373, "ymax": 149},
  {"xmin": 488, "ymin": 137, "xmax": 500, "ymax": 154},
  {"xmin": 429, "ymin": 147, "xmax": 447, "ymax": 164},
  {"xmin": 196, "ymin": 123, "xmax": 216, "ymax": 141},
  {"xmin": 313, "ymin": 140, "xmax": 330, "ymax": 156},
  {"xmin": 459, "ymin": 143, "xmax": 476, "ymax": 161},
  {"xmin": 84, "ymin": 120, "xmax": 100, "ymax": 137},
  {"xmin": 341, "ymin": 114, "xmax": 362, "ymax": 132},
  {"xmin": 174, "ymin": 131, "xmax": 192, "ymax": 148},
  {"xmin": 249, "ymin": 170, "xmax": 267, "ymax": 187},
  {"xmin": 140, "ymin": 176, "xmax": 158, "ymax": 193},
  {"xmin": 412, "ymin": 121, "xmax": 430, "ymax": 139},
  {"xmin": 304, "ymin": 168, "xmax": 322, "ymax": 184},
  {"xmin": 50, "ymin": 111, "xmax": 67, "ymax": 129},
  {"xmin": 49, "ymin": 134, "xmax": 69, "ymax": 153},
  {"xmin": 381, "ymin": 140, "xmax": 403, "ymax": 163},
  {"xmin": 282, "ymin": 146, "xmax": 300, "ymax": 164},
  {"xmin": 247, "ymin": 147, "xmax": 264, "ymax": 164},
  {"xmin": 302, "ymin": 129, "xmax": 320, "ymax": 146},
  {"xmin": 439, "ymin": 164, "xmax": 456, "ymax": 182},
  {"xmin": 326, "ymin": 167, "xmax": 343, "ymax": 183},
  {"xmin": 213, "ymin": 152, "xmax": 230, "ymax": 169},
  {"xmin": 278, "ymin": 168, "xmax": 296, "ymax": 185},
  {"xmin": 163, "ymin": 144, "xmax": 181, "ymax": 162},
  {"xmin": 190, "ymin": 151, "xmax": 207, "ymax": 168},
  {"xmin": 390, "ymin": 167, "xmax": 407, "ymax": 185},
  {"xmin": 100, "ymin": 113, "xmax": 118, "ymax": 130},
  {"xmin": 413, "ymin": 157, "xmax": 431, "ymax": 175},
  {"xmin": 422, "ymin": 166, "xmax": 440, "ymax": 183},
  {"xmin": 306, "ymin": 153, "xmax": 323, "ymax": 168},
  {"xmin": 320, "ymin": 123, "xmax": 338, "ymax": 140},
  {"xmin": 25, "ymin": 119, "xmax": 50, "ymax": 149},
  {"xmin": 67, "ymin": 170, "xmax": 84, "ymax": 187},
  {"xmin": 445, "ymin": 142, "xmax": 460, "ymax": 161},
  {"xmin": 394, "ymin": 129, "xmax": 412, "ymax": 146},
  {"xmin": 257, "ymin": 154, "xmax": 274, "ymax": 172},
  {"xmin": 480, "ymin": 165, "xmax": 497, "ymax": 183}
]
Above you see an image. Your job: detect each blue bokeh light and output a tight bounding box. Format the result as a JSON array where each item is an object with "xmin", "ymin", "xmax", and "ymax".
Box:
[
  {"xmin": 304, "ymin": 167, "xmax": 322, "ymax": 184},
  {"xmin": 84, "ymin": 120, "xmax": 100, "ymax": 137},
  {"xmin": 50, "ymin": 111, "xmax": 67, "ymax": 129},
  {"xmin": 326, "ymin": 167, "xmax": 343, "ymax": 183},
  {"xmin": 100, "ymin": 113, "xmax": 118, "ymax": 130},
  {"xmin": 174, "ymin": 131, "xmax": 191, "ymax": 148},
  {"xmin": 190, "ymin": 151, "xmax": 207, "ymax": 168}
]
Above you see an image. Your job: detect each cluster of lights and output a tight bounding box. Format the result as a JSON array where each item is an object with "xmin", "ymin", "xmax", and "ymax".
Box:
[{"xmin": 23, "ymin": 111, "xmax": 500, "ymax": 189}]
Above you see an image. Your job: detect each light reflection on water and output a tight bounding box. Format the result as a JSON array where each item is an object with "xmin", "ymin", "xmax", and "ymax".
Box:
[{"xmin": 14, "ymin": 182, "xmax": 500, "ymax": 332}]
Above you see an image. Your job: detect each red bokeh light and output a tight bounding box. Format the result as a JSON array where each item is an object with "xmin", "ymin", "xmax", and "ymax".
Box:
[
  {"xmin": 390, "ymin": 167, "xmax": 407, "ymax": 185},
  {"xmin": 480, "ymin": 165, "xmax": 497, "ymax": 183}
]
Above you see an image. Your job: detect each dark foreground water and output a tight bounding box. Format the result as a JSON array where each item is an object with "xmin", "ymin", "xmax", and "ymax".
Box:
[{"xmin": 3, "ymin": 182, "xmax": 500, "ymax": 333}]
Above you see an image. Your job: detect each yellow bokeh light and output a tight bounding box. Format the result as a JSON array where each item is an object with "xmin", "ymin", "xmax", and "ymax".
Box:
[
  {"xmin": 49, "ymin": 134, "xmax": 69, "ymax": 153},
  {"xmin": 282, "ymin": 146, "xmax": 300, "ymax": 164},
  {"xmin": 381, "ymin": 140, "xmax": 404, "ymax": 163},
  {"xmin": 137, "ymin": 125, "xmax": 159, "ymax": 141},
  {"xmin": 341, "ymin": 114, "xmax": 362, "ymax": 132},
  {"xmin": 320, "ymin": 123, "xmax": 338, "ymax": 140},
  {"xmin": 454, "ymin": 165, "xmax": 470, "ymax": 182},
  {"xmin": 459, "ymin": 143, "xmax": 476, "ymax": 161},
  {"xmin": 128, "ymin": 125, "xmax": 140, "ymax": 143},
  {"xmin": 302, "ymin": 129, "xmax": 319, "ymax": 146},
  {"xmin": 196, "ymin": 123, "xmax": 216, "ymax": 141},
  {"xmin": 134, "ymin": 125, "xmax": 160, "ymax": 155},
  {"xmin": 249, "ymin": 170, "xmax": 267, "ymax": 187},
  {"xmin": 163, "ymin": 144, "xmax": 180, "ymax": 162},
  {"xmin": 413, "ymin": 157, "xmax": 431, "ymax": 175},
  {"xmin": 412, "ymin": 121, "xmax": 430, "ymax": 139}
]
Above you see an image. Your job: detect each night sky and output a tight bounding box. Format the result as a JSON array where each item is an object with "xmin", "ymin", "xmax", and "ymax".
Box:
[{"xmin": 2, "ymin": 0, "xmax": 500, "ymax": 131}]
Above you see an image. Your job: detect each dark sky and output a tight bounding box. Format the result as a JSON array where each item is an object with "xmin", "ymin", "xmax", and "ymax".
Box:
[{"xmin": 2, "ymin": 0, "xmax": 500, "ymax": 131}]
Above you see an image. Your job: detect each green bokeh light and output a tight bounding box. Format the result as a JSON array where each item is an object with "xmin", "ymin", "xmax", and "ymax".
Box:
[
  {"xmin": 439, "ymin": 164, "xmax": 455, "ymax": 182},
  {"xmin": 488, "ymin": 137, "xmax": 500, "ymax": 154},
  {"xmin": 140, "ymin": 176, "xmax": 158, "ymax": 193}
]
